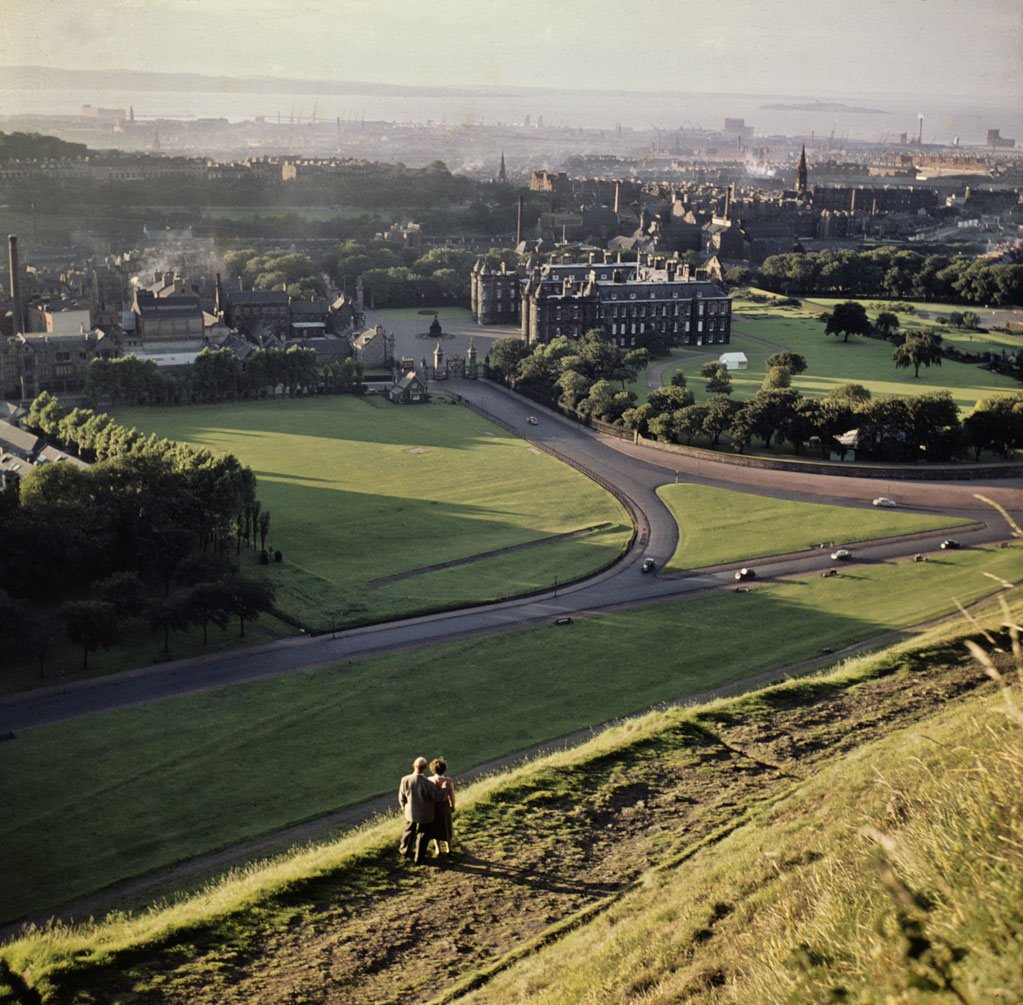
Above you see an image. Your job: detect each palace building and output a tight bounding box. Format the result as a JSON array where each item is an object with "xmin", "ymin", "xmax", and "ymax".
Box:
[{"xmin": 471, "ymin": 254, "xmax": 731, "ymax": 351}]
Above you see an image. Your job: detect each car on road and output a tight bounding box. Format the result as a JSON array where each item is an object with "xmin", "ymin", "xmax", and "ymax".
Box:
[
  {"xmin": 872, "ymin": 497, "xmax": 897, "ymax": 508},
  {"xmin": 830, "ymin": 548, "xmax": 853, "ymax": 561},
  {"xmin": 641, "ymin": 558, "xmax": 656, "ymax": 573},
  {"xmin": 526, "ymin": 416, "xmax": 539, "ymax": 425},
  {"xmin": 734, "ymin": 567, "xmax": 756, "ymax": 581},
  {"xmin": 940, "ymin": 539, "xmax": 961, "ymax": 550}
]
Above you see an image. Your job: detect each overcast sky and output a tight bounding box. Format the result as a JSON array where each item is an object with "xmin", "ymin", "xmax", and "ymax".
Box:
[{"xmin": 3, "ymin": 0, "xmax": 1020, "ymax": 98}]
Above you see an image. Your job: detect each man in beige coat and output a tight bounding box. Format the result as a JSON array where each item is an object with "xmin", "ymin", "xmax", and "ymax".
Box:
[{"xmin": 398, "ymin": 756, "xmax": 445, "ymax": 864}]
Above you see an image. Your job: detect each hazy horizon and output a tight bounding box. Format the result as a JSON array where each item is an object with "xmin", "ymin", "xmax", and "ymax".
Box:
[{"xmin": 3, "ymin": 0, "xmax": 1020, "ymax": 102}]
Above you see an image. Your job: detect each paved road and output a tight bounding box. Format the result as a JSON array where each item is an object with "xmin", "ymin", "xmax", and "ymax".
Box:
[{"xmin": 1, "ymin": 380, "xmax": 1020, "ymax": 734}]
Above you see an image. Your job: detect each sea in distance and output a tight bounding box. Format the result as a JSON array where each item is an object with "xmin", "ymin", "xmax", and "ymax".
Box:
[{"xmin": 1, "ymin": 82, "xmax": 1019, "ymax": 147}]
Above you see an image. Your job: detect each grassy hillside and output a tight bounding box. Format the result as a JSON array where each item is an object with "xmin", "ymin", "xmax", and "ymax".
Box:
[
  {"xmin": 2, "ymin": 546, "xmax": 1017, "ymax": 925},
  {"xmin": 2, "ymin": 593, "xmax": 1019, "ymax": 1004},
  {"xmin": 114, "ymin": 396, "xmax": 631, "ymax": 629}
]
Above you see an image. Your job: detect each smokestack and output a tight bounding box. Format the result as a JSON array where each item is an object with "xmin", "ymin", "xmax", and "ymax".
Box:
[
  {"xmin": 8, "ymin": 235, "xmax": 23, "ymax": 336},
  {"xmin": 917, "ymin": 114, "xmax": 923, "ymax": 145},
  {"xmin": 516, "ymin": 194, "xmax": 523, "ymax": 246},
  {"xmin": 614, "ymin": 179, "xmax": 621, "ymax": 215}
]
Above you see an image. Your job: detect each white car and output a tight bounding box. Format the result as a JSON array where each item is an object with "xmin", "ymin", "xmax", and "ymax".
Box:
[
  {"xmin": 830, "ymin": 549, "xmax": 853, "ymax": 561},
  {"xmin": 872, "ymin": 497, "xmax": 897, "ymax": 508}
]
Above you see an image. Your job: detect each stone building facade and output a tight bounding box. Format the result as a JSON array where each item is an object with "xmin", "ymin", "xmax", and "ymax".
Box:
[{"xmin": 472, "ymin": 255, "xmax": 731, "ymax": 351}]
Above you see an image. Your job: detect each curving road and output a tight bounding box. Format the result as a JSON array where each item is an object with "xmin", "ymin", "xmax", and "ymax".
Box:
[{"xmin": 1, "ymin": 379, "xmax": 1020, "ymax": 734}]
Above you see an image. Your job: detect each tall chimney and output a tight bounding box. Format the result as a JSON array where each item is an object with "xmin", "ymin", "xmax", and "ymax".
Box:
[
  {"xmin": 516, "ymin": 194, "xmax": 524, "ymax": 246},
  {"xmin": 8, "ymin": 235, "xmax": 23, "ymax": 336},
  {"xmin": 613, "ymin": 179, "xmax": 622, "ymax": 215}
]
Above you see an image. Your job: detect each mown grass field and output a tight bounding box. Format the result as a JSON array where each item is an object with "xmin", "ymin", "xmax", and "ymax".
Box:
[
  {"xmin": 676, "ymin": 297, "xmax": 1020, "ymax": 409},
  {"xmin": 2, "ymin": 593, "xmax": 1019, "ymax": 1004},
  {"xmin": 658, "ymin": 483, "xmax": 966, "ymax": 571},
  {"xmin": 114, "ymin": 396, "xmax": 631, "ymax": 630},
  {"xmin": 805, "ymin": 295, "xmax": 1023, "ymax": 354},
  {"xmin": 1, "ymin": 546, "xmax": 1018, "ymax": 924}
]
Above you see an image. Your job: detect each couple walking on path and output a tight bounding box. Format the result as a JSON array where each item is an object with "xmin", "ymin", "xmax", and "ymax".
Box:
[{"xmin": 398, "ymin": 756, "xmax": 456, "ymax": 865}]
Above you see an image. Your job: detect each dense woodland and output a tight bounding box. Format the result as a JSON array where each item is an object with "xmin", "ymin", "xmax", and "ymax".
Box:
[{"xmin": 0, "ymin": 393, "xmax": 278, "ymax": 675}]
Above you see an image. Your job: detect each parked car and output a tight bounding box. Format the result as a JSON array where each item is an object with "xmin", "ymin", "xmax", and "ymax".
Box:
[
  {"xmin": 821, "ymin": 568, "xmax": 839, "ymax": 578},
  {"xmin": 734, "ymin": 567, "xmax": 756, "ymax": 581},
  {"xmin": 940, "ymin": 539, "xmax": 961, "ymax": 550},
  {"xmin": 641, "ymin": 558, "xmax": 656, "ymax": 573},
  {"xmin": 830, "ymin": 549, "xmax": 852, "ymax": 561},
  {"xmin": 872, "ymin": 497, "xmax": 897, "ymax": 508},
  {"xmin": 526, "ymin": 416, "xmax": 539, "ymax": 425}
]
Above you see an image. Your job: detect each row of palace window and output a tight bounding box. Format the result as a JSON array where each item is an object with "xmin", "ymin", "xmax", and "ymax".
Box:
[{"xmin": 610, "ymin": 318, "xmax": 728, "ymax": 336}]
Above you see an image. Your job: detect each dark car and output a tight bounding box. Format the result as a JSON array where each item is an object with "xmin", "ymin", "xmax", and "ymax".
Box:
[
  {"xmin": 641, "ymin": 558, "xmax": 656, "ymax": 573},
  {"xmin": 734, "ymin": 567, "xmax": 756, "ymax": 581},
  {"xmin": 940, "ymin": 539, "xmax": 961, "ymax": 550}
]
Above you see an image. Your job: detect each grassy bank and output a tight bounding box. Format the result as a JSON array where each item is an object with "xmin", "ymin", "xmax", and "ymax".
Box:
[
  {"xmin": 1, "ymin": 546, "xmax": 1018, "ymax": 924},
  {"xmin": 114, "ymin": 396, "xmax": 631, "ymax": 630},
  {"xmin": 658, "ymin": 483, "xmax": 966, "ymax": 571},
  {"xmin": 2, "ymin": 591, "xmax": 1019, "ymax": 1003}
]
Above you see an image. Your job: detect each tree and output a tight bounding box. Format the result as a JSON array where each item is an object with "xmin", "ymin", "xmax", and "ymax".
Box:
[
  {"xmin": 647, "ymin": 385, "xmax": 694, "ymax": 414},
  {"xmin": 700, "ymin": 362, "xmax": 733, "ymax": 395},
  {"xmin": 874, "ymin": 312, "xmax": 901, "ymax": 341},
  {"xmin": 186, "ymin": 581, "xmax": 232, "ymax": 645},
  {"xmin": 742, "ymin": 389, "xmax": 800, "ymax": 448},
  {"xmin": 94, "ymin": 571, "xmax": 147, "ymax": 619},
  {"xmin": 257, "ymin": 510, "xmax": 271, "ymax": 551},
  {"xmin": 62, "ymin": 600, "xmax": 119, "ymax": 673},
  {"xmin": 963, "ymin": 395, "xmax": 1023, "ymax": 460},
  {"xmin": 765, "ymin": 352, "xmax": 807, "ymax": 375},
  {"xmin": 673, "ymin": 403, "xmax": 709, "ymax": 445},
  {"xmin": 225, "ymin": 577, "xmax": 276, "ymax": 637},
  {"xmin": 487, "ymin": 337, "xmax": 530, "ymax": 379},
  {"xmin": 961, "ymin": 310, "xmax": 981, "ymax": 331},
  {"xmin": 825, "ymin": 301, "xmax": 872, "ymax": 342},
  {"xmin": 669, "ymin": 369, "xmax": 688, "ymax": 388},
  {"xmin": 724, "ymin": 266, "xmax": 754, "ymax": 286},
  {"xmin": 762, "ymin": 366, "xmax": 791, "ymax": 390},
  {"xmin": 702, "ymin": 396, "xmax": 739, "ymax": 447},
  {"xmin": 148, "ymin": 592, "xmax": 192, "ymax": 657},
  {"xmin": 826, "ymin": 383, "xmax": 872, "ymax": 407},
  {"xmin": 893, "ymin": 331, "xmax": 943, "ymax": 378}
]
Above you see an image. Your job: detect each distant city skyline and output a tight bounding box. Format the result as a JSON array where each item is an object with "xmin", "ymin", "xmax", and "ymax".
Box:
[{"xmin": 3, "ymin": 0, "xmax": 1020, "ymax": 101}]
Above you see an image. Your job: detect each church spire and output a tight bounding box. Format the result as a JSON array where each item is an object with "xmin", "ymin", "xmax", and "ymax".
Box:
[
  {"xmin": 796, "ymin": 144, "xmax": 808, "ymax": 196},
  {"xmin": 498, "ymin": 151, "xmax": 507, "ymax": 183}
]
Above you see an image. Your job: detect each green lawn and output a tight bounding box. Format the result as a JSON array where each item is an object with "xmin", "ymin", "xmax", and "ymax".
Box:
[
  {"xmin": 805, "ymin": 296, "xmax": 1023, "ymax": 355},
  {"xmin": 679, "ymin": 302, "xmax": 1019, "ymax": 409},
  {"xmin": 114, "ymin": 397, "xmax": 631, "ymax": 630},
  {"xmin": 658, "ymin": 483, "xmax": 966, "ymax": 571},
  {"xmin": 1, "ymin": 546, "xmax": 1019, "ymax": 922}
]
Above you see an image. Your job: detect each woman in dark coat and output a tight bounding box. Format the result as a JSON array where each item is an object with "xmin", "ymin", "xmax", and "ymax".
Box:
[{"xmin": 428, "ymin": 757, "xmax": 456, "ymax": 856}]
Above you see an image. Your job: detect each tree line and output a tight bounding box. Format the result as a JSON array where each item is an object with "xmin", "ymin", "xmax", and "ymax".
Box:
[
  {"xmin": 488, "ymin": 329, "xmax": 1023, "ymax": 464},
  {"xmin": 756, "ymin": 247, "xmax": 1023, "ymax": 306},
  {"xmin": 0, "ymin": 393, "xmax": 278, "ymax": 677},
  {"xmin": 85, "ymin": 348, "xmax": 365, "ymax": 406}
]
